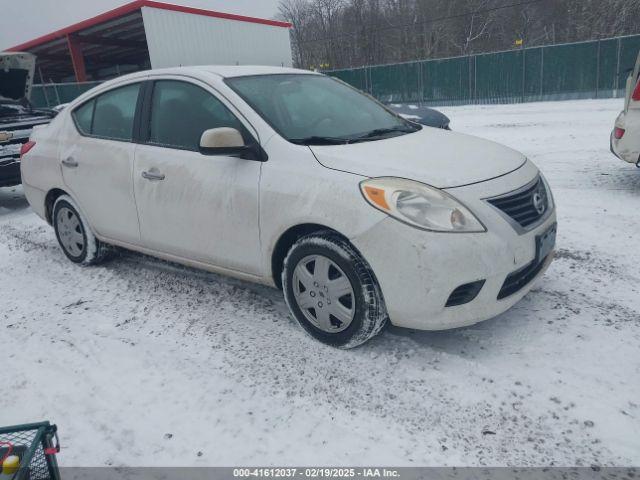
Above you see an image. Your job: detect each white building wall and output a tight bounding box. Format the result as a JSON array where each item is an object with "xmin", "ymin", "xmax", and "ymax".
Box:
[{"xmin": 141, "ymin": 7, "xmax": 293, "ymax": 69}]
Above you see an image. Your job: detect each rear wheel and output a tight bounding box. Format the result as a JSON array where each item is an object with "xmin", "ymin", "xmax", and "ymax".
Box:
[
  {"xmin": 282, "ymin": 231, "xmax": 388, "ymax": 348},
  {"xmin": 53, "ymin": 195, "xmax": 111, "ymax": 265}
]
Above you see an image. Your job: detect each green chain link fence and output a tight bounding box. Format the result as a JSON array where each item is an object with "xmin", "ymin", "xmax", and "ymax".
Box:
[
  {"xmin": 29, "ymin": 34, "xmax": 640, "ymax": 108},
  {"xmin": 31, "ymin": 81, "xmax": 102, "ymax": 108},
  {"xmin": 327, "ymin": 34, "xmax": 640, "ymax": 105}
]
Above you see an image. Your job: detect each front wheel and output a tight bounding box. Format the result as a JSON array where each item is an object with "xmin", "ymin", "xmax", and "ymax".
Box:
[
  {"xmin": 282, "ymin": 231, "xmax": 388, "ymax": 348},
  {"xmin": 53, "ymin": 195, "xmax": 112, "ymax": 265}
]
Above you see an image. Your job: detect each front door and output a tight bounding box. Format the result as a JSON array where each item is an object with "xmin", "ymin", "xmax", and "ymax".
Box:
[
  {"xmin": 133, "ymin": 79, "xmax": 262, "ymax": 275},
  {"xmin": 60, "ymin": 82, "xmax": 142, "ymax": 244}
]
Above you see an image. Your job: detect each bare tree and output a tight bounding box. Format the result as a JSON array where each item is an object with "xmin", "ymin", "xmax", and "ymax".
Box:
[
  {"xmin": 281, "ymin": 0, "xmax": 640, "ymax": 69},
  {"xmin": 450, "ymin": 0, "xmax": 495, "ymax": 55}
]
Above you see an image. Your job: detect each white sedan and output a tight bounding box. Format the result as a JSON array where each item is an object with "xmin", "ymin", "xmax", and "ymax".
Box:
[{"xmin": 20, "ymin": 66, "xmax": 556, "ymax": 348}]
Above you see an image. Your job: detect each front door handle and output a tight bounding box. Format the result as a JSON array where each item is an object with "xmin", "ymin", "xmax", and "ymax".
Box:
[
  {"xmin": 61, "ymin": 157, "xmax": 78, "ymax": 168},
  {"xmin": 141, "ymin": 169, "xmax": 165, "ymax": 181}
]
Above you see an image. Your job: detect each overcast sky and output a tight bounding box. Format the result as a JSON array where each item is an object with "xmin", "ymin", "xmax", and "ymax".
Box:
[{"xmin": 0, "ymin": 0, "xmax": 282, "ymax": 50}]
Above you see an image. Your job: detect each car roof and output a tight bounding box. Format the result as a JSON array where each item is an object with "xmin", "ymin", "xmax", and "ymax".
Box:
[
  {"xmin": 198, "ymin": 65, "xmax": 317, "ymax": 78},
  {"xmin": 119, "ymin": 65, "xmax": 318, "ymax": 82},
  {"xmin": 67, "ymin": 65, "xmax": 321, "ymax": 109}
]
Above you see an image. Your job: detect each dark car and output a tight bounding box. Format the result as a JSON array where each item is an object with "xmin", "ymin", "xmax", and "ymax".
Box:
[
  {"xmin": 1, "ymin": 52, "xmax": 56, "ymax": 187},
  {"xmin": 387, "ymin": 103, "xmax": 450, "ymax": 130}
]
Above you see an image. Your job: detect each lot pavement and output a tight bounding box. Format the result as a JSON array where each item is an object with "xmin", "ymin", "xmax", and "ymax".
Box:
[{"xmin": 1, "ymin": 98, "xmax": 639, "ymax": 466}]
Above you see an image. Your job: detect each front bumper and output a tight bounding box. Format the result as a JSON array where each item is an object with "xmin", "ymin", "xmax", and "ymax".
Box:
[
  {"xmin": 350, "ymin": 161, "xmax": 556, "ymax": 331},
  {"xmin": 0, "ymin": 157, "xmax": 21, "ymax": 187}
]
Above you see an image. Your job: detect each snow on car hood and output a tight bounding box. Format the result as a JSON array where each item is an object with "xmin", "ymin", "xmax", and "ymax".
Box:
[{"xmin": 309, "ymin": 127, "xmax": 527, "ymax": 189}]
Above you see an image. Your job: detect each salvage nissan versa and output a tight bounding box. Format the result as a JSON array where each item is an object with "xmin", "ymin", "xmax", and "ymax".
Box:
[{"xmin": 20, "ymin": 66, "xmax": 556, "ymax": 348}]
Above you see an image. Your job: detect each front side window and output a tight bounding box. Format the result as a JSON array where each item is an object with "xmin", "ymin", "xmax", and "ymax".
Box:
[
  {"xmin": 71, "ymin": 83, "xmax": 140, "ymax": 141},
  {"xmin": 148, "ymin": 80, "xmax": 246, "ymax": 151},
  {"xmin": 226, "ymin": 74, "xmax": 419, "ymax": 144}
]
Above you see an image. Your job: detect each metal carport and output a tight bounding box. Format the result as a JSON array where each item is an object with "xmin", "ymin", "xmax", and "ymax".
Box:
[{"xmin": 7, "ymin": 1, "xmax": 292, "ymax": 84}]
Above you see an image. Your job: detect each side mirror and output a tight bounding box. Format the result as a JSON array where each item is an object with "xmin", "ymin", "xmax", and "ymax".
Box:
[
  {"xmin": 200, "ymin": 127, "xmax": 244, "ymax": 149},
  {"xmin": 199, "ymin": 127, "xmax": 266, "ymax": 161}
]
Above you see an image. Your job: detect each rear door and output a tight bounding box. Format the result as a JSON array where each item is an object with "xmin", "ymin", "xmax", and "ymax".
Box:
[
  {"xmin": 60, "ymin": 82, "xmax": 142, "ymax": 244},
  {"xmin": 132, "ymin": 77, "xmax": 262, "ymax": 275}
]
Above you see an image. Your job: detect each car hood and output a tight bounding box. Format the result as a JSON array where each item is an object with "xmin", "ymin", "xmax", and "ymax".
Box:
[
  {"xmin": 0, "ymin": 52, "xmax": 36, "ymax": 101},
  {"xmin": 309, "ymin": 127, "xmax": 527, "ymax": 188}
]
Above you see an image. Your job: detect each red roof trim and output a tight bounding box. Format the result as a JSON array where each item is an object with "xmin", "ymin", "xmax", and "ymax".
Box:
[
  {"xmin": 7, "ymin": 0, "xmax": 291, "ymax": 52},
  {"xmin": 142, "ymin": 1, "xmax": 291, "ymax": 28}
]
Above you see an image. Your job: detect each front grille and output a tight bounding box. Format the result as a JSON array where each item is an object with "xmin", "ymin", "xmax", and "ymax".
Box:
[
  {"xmin": 487, "ymin": 176, "xmax": 549, "ymax": 230},
  {"xmin": 445, "ymin": 279, "xmax": 485, "ymax": 307},
  {"xmin": 0, "ymin": 146, "xmax": 22, "ymax": 161},
  {"xmin": 0, "ymin": 157, "xmax": 20, "ymax": 166},
  {"xmin": 1, "ymin": 125, "xmax": 34, "ymax": 160},
  {"xmin": 497, "ymin": 254, "xmax": 549, "ymax": 300}
]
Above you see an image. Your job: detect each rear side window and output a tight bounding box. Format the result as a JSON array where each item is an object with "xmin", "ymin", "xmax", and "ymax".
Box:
[
  {"xmin": 148, "ymin": 80, "xmax": 245, "ymax": 151},
  {"xmin": 73, "ymin": 100, "xmax": 94, "ymax": 134},
  {"xmin": 71, "ymin": 83, "xmax": 141, "ymax": 142}
]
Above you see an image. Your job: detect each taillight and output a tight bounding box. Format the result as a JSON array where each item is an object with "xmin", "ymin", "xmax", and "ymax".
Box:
[
  {"xmin": 632, "ymin": 78, "xmax": 640, "ymax": 101},
  {"xmin": 20, "ymin": 141, "xmax": 36, "ymax": 158},
  {"xmin": 614, "ymin": 127, "xmax": 625, "ymax": 139}
]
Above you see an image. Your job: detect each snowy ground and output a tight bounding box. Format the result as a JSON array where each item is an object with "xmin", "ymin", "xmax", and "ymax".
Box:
[{"xmin": 1, "ymin": 99, "xmax": 639, "ymax": 467}]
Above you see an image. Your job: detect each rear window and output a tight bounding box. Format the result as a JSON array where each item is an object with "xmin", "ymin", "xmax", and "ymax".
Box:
[
  {"xmin": 72, "ymin": 100, "xmax": 94, "ymax": 135},
  {"xmin": 71, "ymin": 83, "xmax": 141, "ymax": 141}
]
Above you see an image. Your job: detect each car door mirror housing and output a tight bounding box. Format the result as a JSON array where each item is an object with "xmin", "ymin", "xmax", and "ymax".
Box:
[
  {"xmin": 200, "ymin": 127, "xmax": 245, "ymax": 149},
  {"xmin": 199, "ymin": 127, "xmax": 266, "ymax": 161}
]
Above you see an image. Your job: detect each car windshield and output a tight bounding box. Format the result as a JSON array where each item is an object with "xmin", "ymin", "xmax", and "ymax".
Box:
[{"xmin": 225, "ymin": 74, "xmax": 420, "ymax": 145}]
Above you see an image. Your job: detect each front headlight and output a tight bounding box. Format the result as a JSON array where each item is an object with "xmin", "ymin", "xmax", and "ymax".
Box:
[{"xmin": 360, "ymin": 177, "xmax": 486, "ymax": 233}]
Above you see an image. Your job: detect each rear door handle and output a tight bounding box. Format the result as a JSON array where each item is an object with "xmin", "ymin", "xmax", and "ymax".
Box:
[
  {"xmin": 61, "ymin": 157, "xmax": 78, "ymax": 168},
  {"xmin": 141, "ymin": 170, "xmax": 165, "ymax": 181}
]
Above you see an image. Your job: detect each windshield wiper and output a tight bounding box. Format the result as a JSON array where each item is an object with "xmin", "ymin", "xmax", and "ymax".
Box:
[
  {"xmin": 289, "ymin": 136, "xmax": 350, "ymax": 145},
  {"xmin": 351, "ymin": 125, "xmax": 419, "ymax": 142},
  {"xmin": 289, "ymin": 125, "xmax": 419, "ymax": 146}
]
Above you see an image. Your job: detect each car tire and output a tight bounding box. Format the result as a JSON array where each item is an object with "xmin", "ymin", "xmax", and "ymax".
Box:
[
  {"xmin": 53, "ymin": 195, "xmax": 112, "ymax": 265},
  {"xmin": 282, "ymin": 231, "xmax": 388, "ymax": 348}
]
